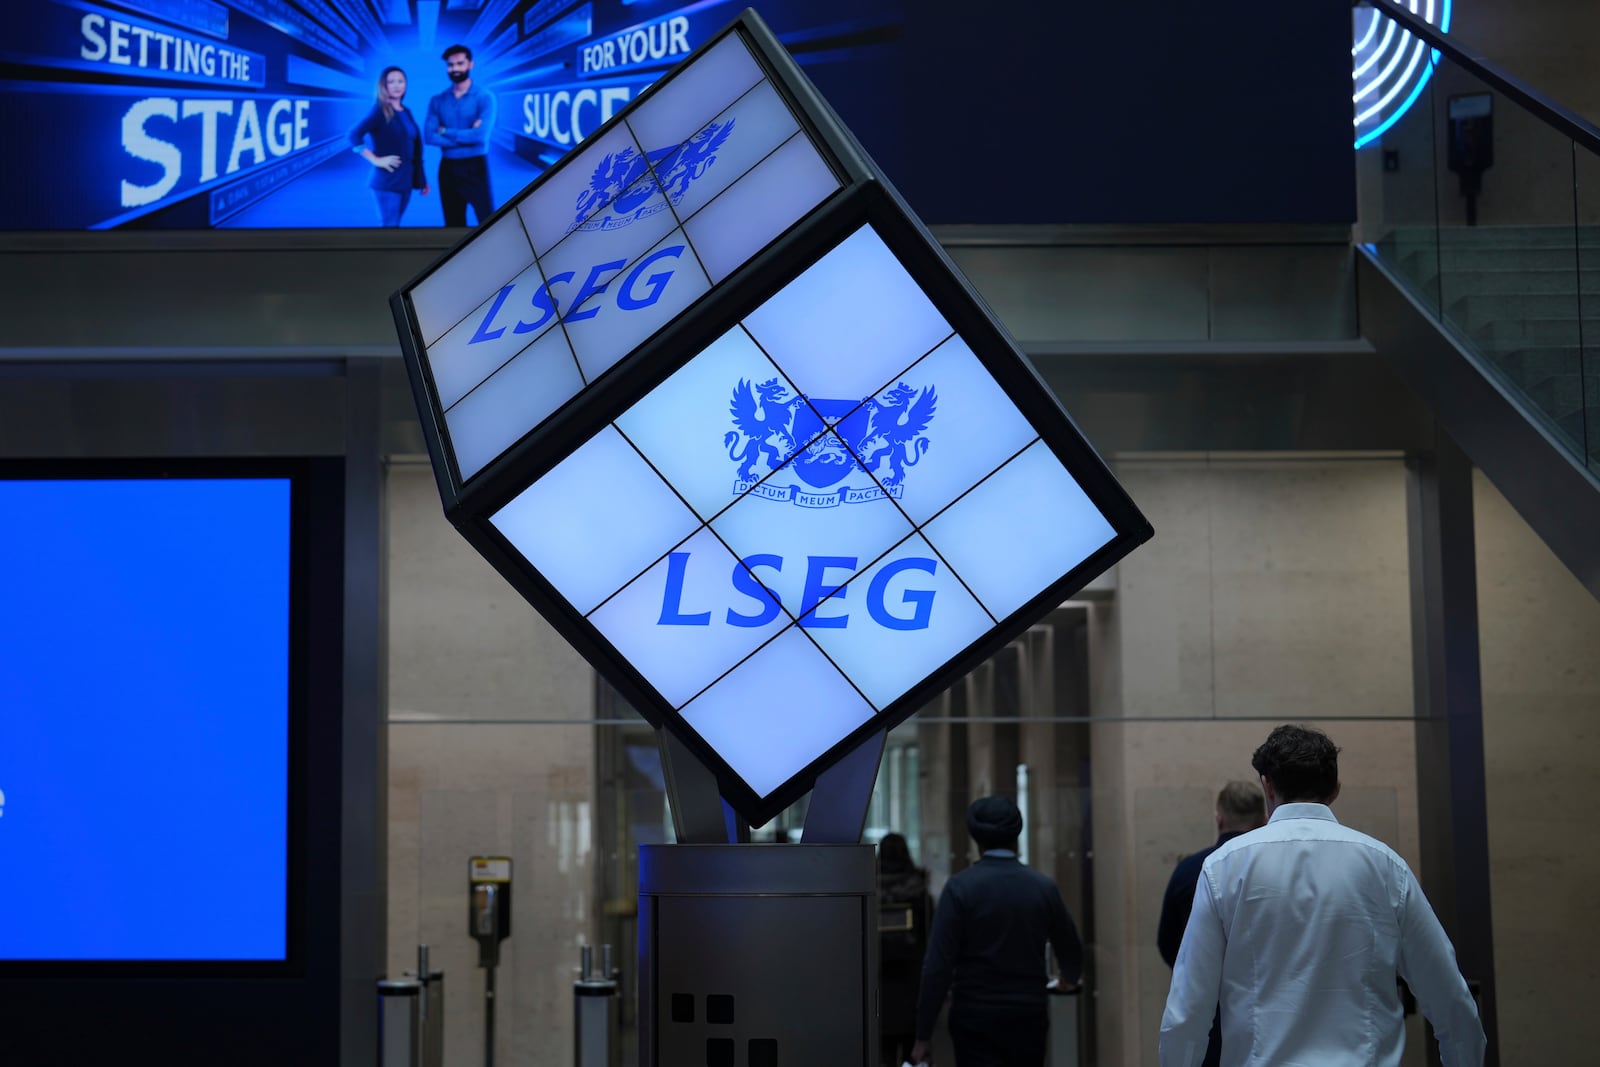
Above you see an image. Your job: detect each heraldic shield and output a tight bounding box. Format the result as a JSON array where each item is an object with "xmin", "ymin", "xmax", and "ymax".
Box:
[{"xmin": 390, "ymin": 8, "xmax": 1151, "ymax": 825}]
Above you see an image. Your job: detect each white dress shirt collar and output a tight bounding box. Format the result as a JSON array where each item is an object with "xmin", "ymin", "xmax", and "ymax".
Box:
[{"xmin": 1267, "ymin": 802, "xmax": 1339, "ymax": 824}]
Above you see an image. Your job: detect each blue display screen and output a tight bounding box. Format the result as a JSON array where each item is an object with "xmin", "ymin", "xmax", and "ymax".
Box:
[
  {"xmin": 0, "ymin": 1, "xmax": 1357, "ymax": 229},
  {"xmin": 0, "ymin": 477, "xmax": 291, "ymax": 961},
  {"xmin": 0, "ymin": 0, "xmax": 896, "ymax": 230}
]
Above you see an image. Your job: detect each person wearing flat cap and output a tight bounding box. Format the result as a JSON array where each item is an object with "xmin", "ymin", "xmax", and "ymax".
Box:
[{"xmin": 908, "ymin": 796, "xmax": 1083, "ymax": 1066}]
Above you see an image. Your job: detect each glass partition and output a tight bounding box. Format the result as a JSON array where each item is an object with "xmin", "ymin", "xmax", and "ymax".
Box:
[
  {"xmin": 1356, "ymin": 2, "xmax": 1598, "ymax": 472},
  {"xmin": 388, "ymin": 449, "xmax": 1421, "ymax": 1067},
  {"xmin": 1574, "ymin": 145, "xmax": 1600, "ymax": 474},
  {"xmin": 1352, "ymin": 4, "xmax": 1441, "ymax": 316}
]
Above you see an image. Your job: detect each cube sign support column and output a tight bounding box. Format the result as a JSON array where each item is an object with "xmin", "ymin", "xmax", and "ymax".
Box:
[{"xmin": 390, "ymin": 8, "xmax": 1152, "ymax": 827}]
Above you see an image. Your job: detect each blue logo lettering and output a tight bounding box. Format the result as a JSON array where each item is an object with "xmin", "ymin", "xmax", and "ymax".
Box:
[
  {"xmin": 657, "ymin": 553, "xmax": 937, "ymax": 630},
  {"xmin": 469, "ymin": 284, "xmax": 515, "ymax": 344},
  {"xmin": 515, "ymin": 271, "xmax": 570, "ymax": 334},
  {"xmin": 867, "ymin": 558, "xmax": 937, "ymax": 630},
  {"xmin": 618, "ymin": 246, "xmax": 684, "ymax": 310},
  {"xmin": 564, "ymin": 259, "xmax": 629, "ymax": 323},
  {"xmin": 466, "ymin": 246, "xmax": 686, "ymax": 343},
  {"xmin": 657, "ymin": 551, "xmax": 709, "ymax": 626},
  {"xmin": 799, "ymin": 556, "xmax": 855, "ymax": 629},
  {"xmin": 727, "ymin": 554, "xmax": 783, "ymax": 628}
]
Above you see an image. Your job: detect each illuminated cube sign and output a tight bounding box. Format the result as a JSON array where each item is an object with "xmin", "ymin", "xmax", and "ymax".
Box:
[{"xmin": 391, "ymin": 10, "xmax": 1151, "ymax": 824}]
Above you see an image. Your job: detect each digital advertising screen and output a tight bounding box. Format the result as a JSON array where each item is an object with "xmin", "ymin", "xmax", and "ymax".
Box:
[
  {"xmin": 392, "ymin": 10, "xmax": 1152, "ymax": 821},
  {"xmin": 0, "ymin": 474, "xmax": 292, "ymax": 962},
  {"xmin": 0, "ymin": 0, "xmax": 903, "ymax": 230},
  {"xmin": 487, "ymin": 224, "xmax": 1120, "ymax": 802}
]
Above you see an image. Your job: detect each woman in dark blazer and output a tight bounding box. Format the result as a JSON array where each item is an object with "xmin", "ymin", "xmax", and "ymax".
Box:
[{"xmin": 349, "ymin": 66, "xmax": 428, "ymax": 226}]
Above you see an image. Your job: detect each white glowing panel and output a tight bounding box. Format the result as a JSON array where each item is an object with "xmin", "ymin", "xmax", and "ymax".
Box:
[
  {"xmin": 625, "ymin": 32, "xmax": 764, "ymax": 155},
  {"xmin": 685, "ymin": 131, "xmax": 840, "ymax": 285},
  {"xmin": 924, "ymin": 441, "xmax": 1117, "ymax": 620},
  {"xmin": 445, "ymin": 327, "xmax": 584, "ymax": 480},
  {"xmin": 516, "ymin": 123, "xmax": 650, "ymax": 255},
  {"xmin": 402, "ymin": 25, "xmax": 850, "ymax": 491},
  {"xmin": 393, "ymin": 14, "xmax": 1150, "ymax": 824},
  {"xmin": 656, "ymin": 80, "xmax": 802, "ymax": 223},
  {"xmin": 743, "ymin": 226, "xmax": 951, "ymax": 407},
  {"xmin": 679, "ymin": 628, "xmax": 875, "ymax": 798},
  {"xmin": 562, "ymin": 232, "xmax": 713, "ymax": 381},
  {"xmin": 491, "ymin": 426, "xmax": 701, "ymax": 614},
  {"xmin": 429, "ymin": 259, "xmax": 555, "ymax": 410},
  {"xmin": 802, "ymin": 535, "xmax": 995, "ymax": 709},
  {"xmin": 710, "ymin": 440, "xmax": 916, "ymax": 621},
  {"xmin": 881, "ymin": 335, "xmax": 1038, "ymax": 525},
  {"xmin": 411, "ymin": 213, "xmax": 534, "ymax": 347},
  {"xmin": 535, "ymin": 175, "xmax": 678, "ymax": 304},
  {"xmin": 615, "ymin": 326, "xmax": 799, "ymax": 520},
  {"xmin": 587, "ymin": 527, "xmax": 791, "ymax": 708},
  {"xmin": 546, "ymin": 219, "xmax": 1123, "ymax": 743}
]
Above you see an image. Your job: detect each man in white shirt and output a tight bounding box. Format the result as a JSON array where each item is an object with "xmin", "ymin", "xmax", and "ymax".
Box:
[{"xmin": 1160, "ymin": 725, "xmax": 1485, "ymax": 1067}]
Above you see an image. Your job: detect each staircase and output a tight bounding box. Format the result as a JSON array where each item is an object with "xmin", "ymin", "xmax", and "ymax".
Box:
[{"xmin": 1375, "ymin": 225, "xmax": 1600, "ymax": 474}]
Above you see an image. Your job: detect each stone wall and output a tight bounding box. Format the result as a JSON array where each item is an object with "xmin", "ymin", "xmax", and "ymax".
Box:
[
  {"xmin": 1474, "ymin": 472, "xmax": 1600, "ymax": 1066},
  {"xmin": 386, "ymin": 465, "xmax": 599, "ymax": 1067},
  {"xmin": 1090, "ymin": 457, "xmax": 1424, "ymax": 1067}
]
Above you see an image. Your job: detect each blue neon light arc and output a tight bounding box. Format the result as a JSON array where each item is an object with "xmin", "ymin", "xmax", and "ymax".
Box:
[
  {"xmin": 1353, "ymin": 19, "xmax": 1396, "ymax": 81},
  {"xmin": 1353, "ymin": 12, "xmax": 1382, "ymax": 54},
  {"xmin": 1353, "ymin": 0, "xmax": 1453, "ymax": 150},
  {"xmin": 1355, "ymin": 29, "xmax": 1416, "ymax": 105}
]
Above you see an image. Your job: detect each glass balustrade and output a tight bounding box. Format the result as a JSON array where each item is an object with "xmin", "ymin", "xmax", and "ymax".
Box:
[{"xmin": 1355, "ymin": 0, "xmax": 1598, "ymax": 474}]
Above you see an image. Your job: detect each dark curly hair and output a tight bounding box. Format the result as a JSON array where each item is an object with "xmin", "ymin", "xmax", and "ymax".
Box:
[
  {"xmin": 1251, "ymin": 724, "xmax": 1340, "ymax": 803},
  {"xmin": 878, "ymin": 832, "xmax": 913, "ymax": 873}
]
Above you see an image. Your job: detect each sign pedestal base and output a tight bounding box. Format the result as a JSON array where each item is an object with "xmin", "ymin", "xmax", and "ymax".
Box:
[{"xmin": 637, "ymin": 843, "xmax": 877, "ymax": 1067}]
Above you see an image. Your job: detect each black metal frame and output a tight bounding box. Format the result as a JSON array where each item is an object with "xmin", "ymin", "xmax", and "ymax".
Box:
[
  {"xmin": 389, "ymin": 8, "xmax": 1152, "ymax": 825},
  {"xmin": 0, "ymin": 455, "xmax": 313, "ymax": 977}
]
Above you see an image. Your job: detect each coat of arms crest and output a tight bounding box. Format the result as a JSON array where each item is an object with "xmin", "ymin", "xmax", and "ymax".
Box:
[{"xmin": 724, "ymin": 376, "xmax": 937, "ymax": 507}]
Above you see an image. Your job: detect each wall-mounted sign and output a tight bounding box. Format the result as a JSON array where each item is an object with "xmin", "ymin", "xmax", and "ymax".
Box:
[
  {"xmin": 0, "ymin": 0, "xmax": 901, "ymax": 229},
  {"xmin": 0, "ymin": 2, "xmax": 1363, "ymax": 231},
  {"xmin": 391, "ymin": 10, "xmax": 1151, "ymax": 823}
]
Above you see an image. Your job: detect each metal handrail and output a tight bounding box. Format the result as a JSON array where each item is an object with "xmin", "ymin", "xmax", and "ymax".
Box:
[{"xmin": 1366, "ymin": 0, "xmax": 1600, "ymax": 157}]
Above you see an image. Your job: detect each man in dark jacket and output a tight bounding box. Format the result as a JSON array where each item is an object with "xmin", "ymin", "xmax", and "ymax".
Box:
[
  {"xmin": 909, "ymin": 796, "xmax": 1082, "ymax": 1067},
  {"xmin": 1155, "ymin": 781, "xmax": 1266, "ymax": 1067}
]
